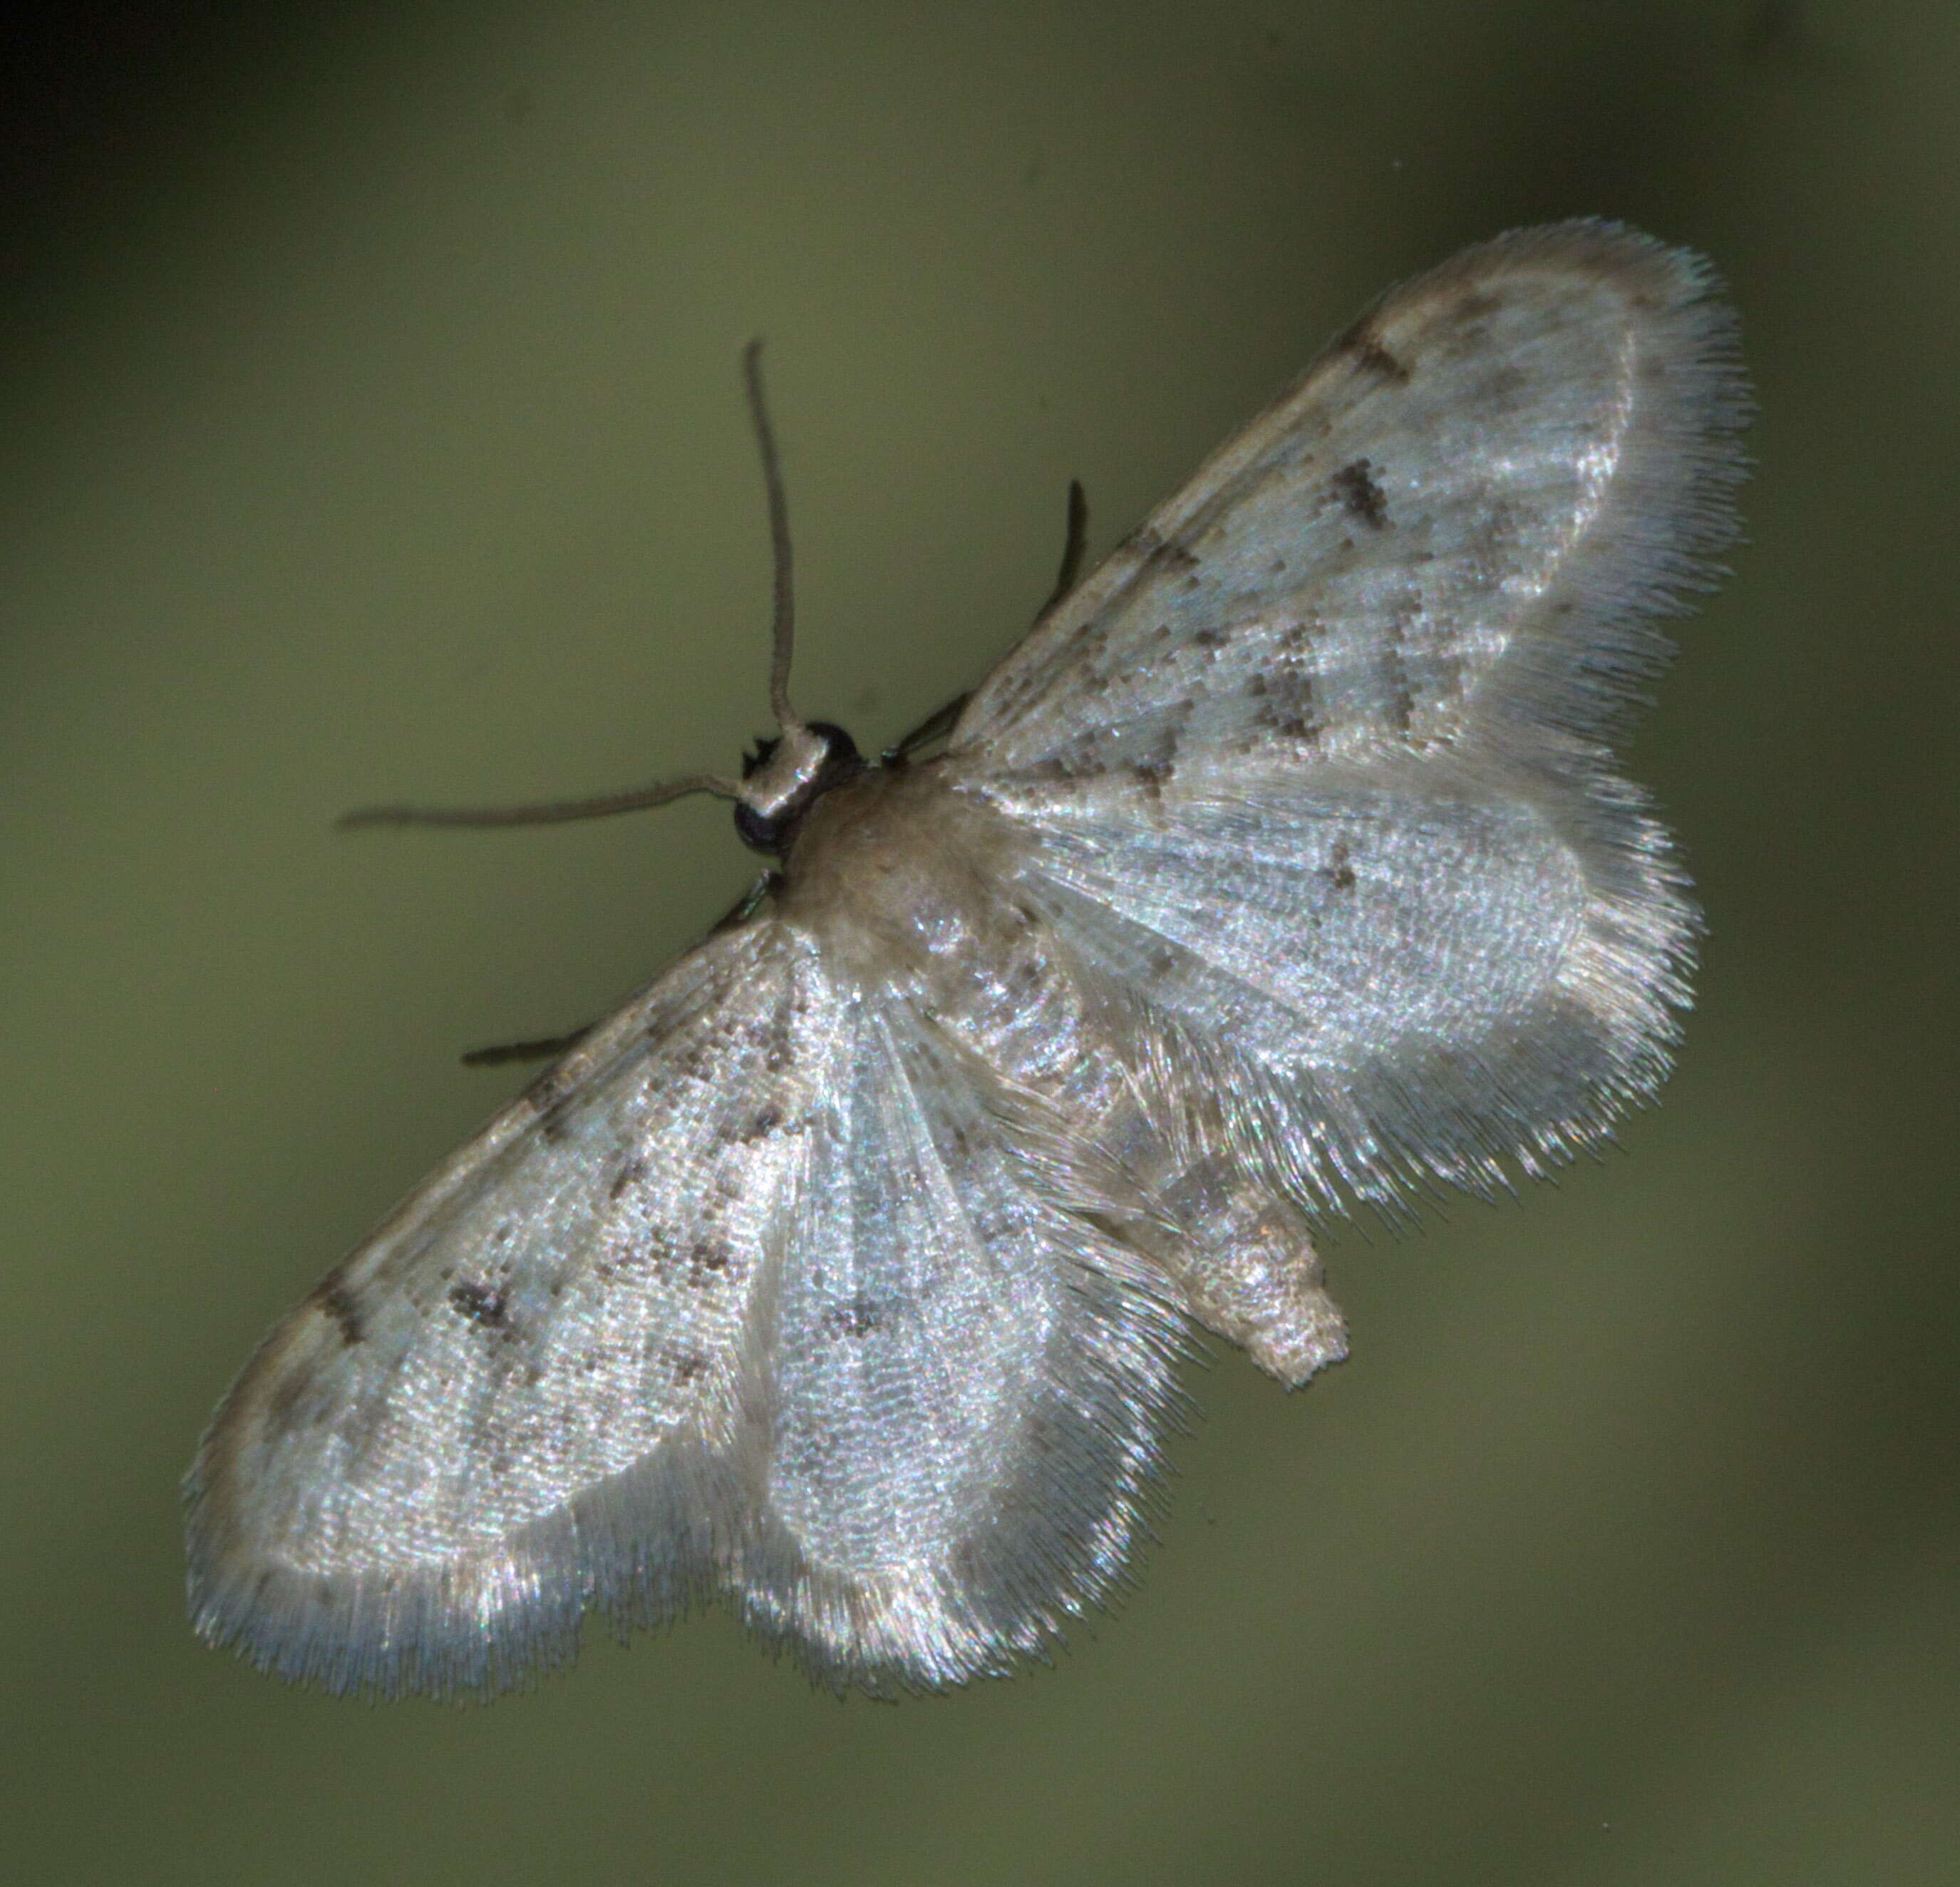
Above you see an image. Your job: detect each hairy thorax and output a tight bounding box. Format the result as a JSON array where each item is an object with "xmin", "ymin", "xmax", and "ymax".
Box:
[
  {"xmin": 773, "ymin": 762, "xmax": 1029, "ymax": 993},
  {"xmin": 774, "ymin": 759, "xmax": 1131, "ymax": 1138}
]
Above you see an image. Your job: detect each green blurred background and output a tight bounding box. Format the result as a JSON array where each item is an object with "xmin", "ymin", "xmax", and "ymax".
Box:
[{"xmin": 5, "ymin": 2, "xmax": 1954, "ymax": 1881}]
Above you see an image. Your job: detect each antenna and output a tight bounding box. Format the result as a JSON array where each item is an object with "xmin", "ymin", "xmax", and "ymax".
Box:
[
  {"xmin": 338, "ymin": 346, "xmax": 818, "ymax": 834},
  {"xmin": 744, "ymin": 339, "xmax": 803, "ymax": 734}
]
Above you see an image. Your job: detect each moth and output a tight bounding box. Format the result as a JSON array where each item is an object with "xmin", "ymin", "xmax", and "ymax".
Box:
[{"xmin": 186, "ymin": 222, "xmax": 1747, "ymax": 1697}]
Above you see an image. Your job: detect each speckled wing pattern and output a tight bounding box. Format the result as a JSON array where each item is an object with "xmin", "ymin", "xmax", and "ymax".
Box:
[
  {"xmin": 947, "ymin": 220, "xmax": 1746, "ymax": 1206},
  {"xmin": 186, "ymin": 221, "xmax": 1746, "ymax": 1697},
  {"xmin": 186, "ymin": 917, "xmax": 1181, "ymax": 1695}
]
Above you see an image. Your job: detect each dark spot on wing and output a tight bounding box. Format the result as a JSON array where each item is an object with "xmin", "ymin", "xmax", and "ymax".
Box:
[
  {"xmin": 264, "ymin": 1365, "xmax": 313, "ymax": 1431},
  {"xmin": 1026, "ymin": 752, "xmax": 1098, "ymax": 785},
  {"xmin": 448, "ymin": 1281, "xmax": 509, "ymax": 1330},
  {"xmin": 1130, "ymin": 758, "xmax": 1175, "ymax": 800},
  {"xmin": 1249, "ymin": 658, "xmax": 1324, "ymax": 743},
  {"xmin": 732, "ymin": 1105, "xmax": 783, "ymax": 1144},
  {"xmin": 308, "ymin": 1279, "xmax": 364, "ymax": 1346},
  {"xmin": 1432, "ymin": 287, "xmax": 1506, "ymax": 363},
  {"xmin": 1332, "ymin": 458, "xmax": 1389, "ymax": 530},
  {"xmin": 687, "ymin": 1238, "xmax": 731, "ymax": 1286},
  {"xmin": 607, "ymin": 1156, "xmax": 648, "ymax": 1200},
  {"xmin": 822, "ymin": 1296, "xmax": 882, "ymax": 1339},
  {"xmin": 1321, "ymin": 840, "xmax": 1357, "ymax": 892},
  {"xmin": 523, "ymin": 1060, "xmax": 576, "ymax": 1142},
  {"xmin": 1381, "ymin": 609, "xmax": 1415, "ymax": 733},
  {"xmin": 1007, "ymin": 953, "xmax": 1046, "ymax": 998},
  {"xmin": 1481, "ymin": 362, "xmax": 1530, "ymax": 405},
  {"xmin": 614, "ymin": 1227, "xmax": 676, "ymax": 1282},
  {"xmin": 1333, "ymin": 317, "xmax": 1411, "ymax": 385}
]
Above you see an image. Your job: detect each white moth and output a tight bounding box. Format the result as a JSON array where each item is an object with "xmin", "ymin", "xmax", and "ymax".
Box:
[{"xmin": 186, "ymin": 222, "xmax": 1748, "ymax": 1698}]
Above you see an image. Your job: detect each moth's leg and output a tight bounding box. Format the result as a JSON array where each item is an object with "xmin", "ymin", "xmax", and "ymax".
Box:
[
  {"xmin": 709, "ymin": 870, "xmax": 779, "ymax": 934},
  {"xmin": 460, "ymin": 1029, "xmax": 591, "ymax": 1068},
  {"xmin": 882, "ymin": 480, "xmax": 1088, "ymax": 765},
  {"xmin": 458, "ymin": 877, "xmax": 774, "ymax": 1067},
  {"xmin": 1033, "ymin": 477, "xmax": 1089, "ymax": 621},
  {"xmin": 884, "ymin": 692, "xmax": 970, "ymax": 764}
]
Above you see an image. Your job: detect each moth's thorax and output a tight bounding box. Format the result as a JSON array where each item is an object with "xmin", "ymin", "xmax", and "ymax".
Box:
[{"xmin": 773, "ymin": 762, "xmax": 1023, "ymax": 978}]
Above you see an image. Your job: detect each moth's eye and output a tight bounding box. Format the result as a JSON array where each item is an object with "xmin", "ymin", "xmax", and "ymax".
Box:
[
  {"xmin": 806, "ymin": 722, "xmax": 862, "ymax": 778},
  {"xmin": 735, "ymin": 802, "xmax": 785, "ymax": 854},
  {"xmin": 734, "ymin": 722, "xmax": 865, "ymax": 857}
]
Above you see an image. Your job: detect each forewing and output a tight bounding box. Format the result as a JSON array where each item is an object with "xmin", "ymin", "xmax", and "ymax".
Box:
[
  {"xmin": 735, "ymin": 992, "xmax": 1182, "ymax": 1692},
  {"xmin": 949, "ymin": 220, "xmax": 1745, "ymax": 780},
  {"xmin": 185, "ymin": 919, "xmax": 840, "ymax": 1697}
]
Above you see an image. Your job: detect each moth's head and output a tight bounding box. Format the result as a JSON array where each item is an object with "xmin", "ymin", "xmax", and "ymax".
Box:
[{"xmin": 735, "ymin": 720, "xmax": 865, "ymax": 857}]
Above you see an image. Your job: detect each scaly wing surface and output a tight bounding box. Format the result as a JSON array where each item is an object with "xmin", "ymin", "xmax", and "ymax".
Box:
[
  {"xmin": 949, "ymin": 221, "xmax": 1748, "ymax": 1201},
  {"xmin": 187, "ymin": 919, "xmax": 1178, "ymax": 1696}
]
